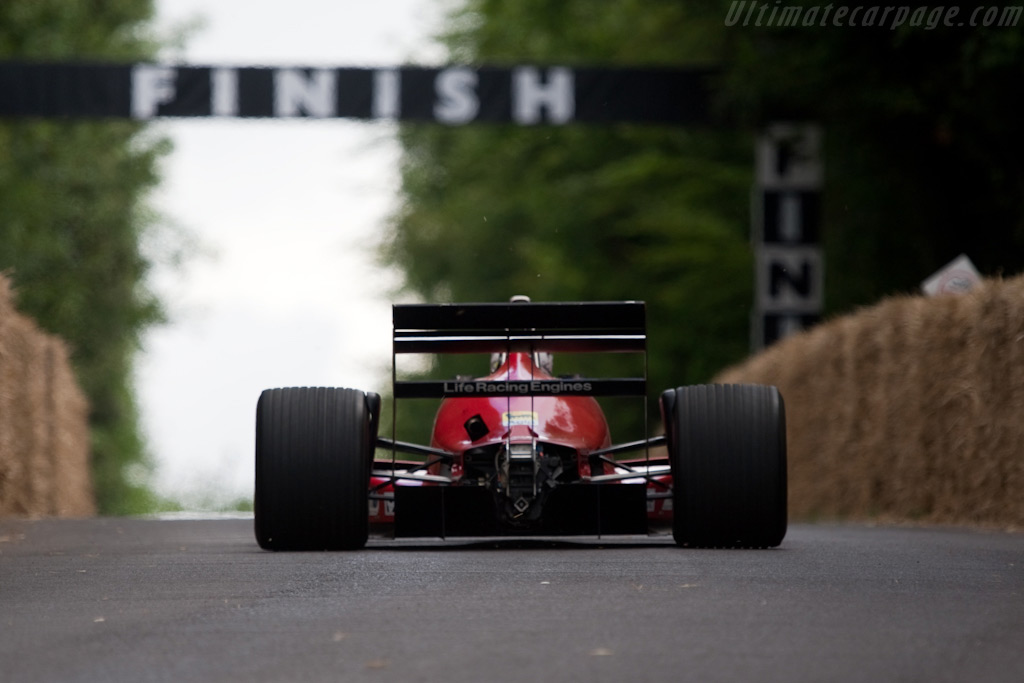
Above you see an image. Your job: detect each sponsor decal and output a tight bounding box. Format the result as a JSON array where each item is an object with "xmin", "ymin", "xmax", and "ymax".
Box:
[
  {"xmin": 368, "ymin": 499, "xmax": 396, "ymax": 520},
  {"xmin": 442, "ymin": 380, "xmax": 594, "ymax": 395},
  {"xmin": 502, "ymin": 411, "xmax": 538, "ymax": 428}
]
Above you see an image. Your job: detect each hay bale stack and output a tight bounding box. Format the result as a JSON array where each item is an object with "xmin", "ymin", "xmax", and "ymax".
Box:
[
  {"xmin": 715, "ymin": 275, "xmax": 1024, "ymax": 528},
  {"xmin": 47, "ymin": 336, "xmax": 94, "ymax": 516},
  {"xmin": 0, "ymin": 274, "xmax": 94, "ymax": 518},
  {"xmin": 0, "ymin": 277, "xmax": 39, "ymax": 516}
]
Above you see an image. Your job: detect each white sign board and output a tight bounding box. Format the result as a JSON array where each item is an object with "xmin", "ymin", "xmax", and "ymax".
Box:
[{"xmin": 921, "ymin": 254, "xmax": 982, "ymax": 296}]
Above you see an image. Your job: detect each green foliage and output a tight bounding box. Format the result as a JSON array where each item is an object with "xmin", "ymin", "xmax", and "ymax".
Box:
[
  {"xmin": 718, "ymin": 2, "xmax": 1024, "ymax": 308},
  {"xmin": 0, "ymin": 0, "xmax": 168, "ymax": 514},
  {"xmin": 384, "ymin": 0, "xmax": 1024, "ymax": 442},
  {"xmin": 384, "ymin": 1, "xmax": 752, "ymax": 440},
  {"xmin": 0, "ymin": 0, "xmax": 159, "ymax": 59}
]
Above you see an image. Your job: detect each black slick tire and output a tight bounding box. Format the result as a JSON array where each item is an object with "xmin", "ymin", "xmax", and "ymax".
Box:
[
  {"xmin": 255, "ymin": 387, "xmax": 378, "ymax": 550},
  {"xmin": 660, "ymin": 384, "xmax": 787, "ymax": 548}
]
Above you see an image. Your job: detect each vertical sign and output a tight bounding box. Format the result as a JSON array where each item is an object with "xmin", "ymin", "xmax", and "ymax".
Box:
[{"xmin": 753, "ymin": 123, "xmax": 824, "ymax": 349}]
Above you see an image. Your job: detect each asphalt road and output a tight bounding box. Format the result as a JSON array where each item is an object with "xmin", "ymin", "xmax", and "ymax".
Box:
[{"xmin": 1, "ymin": 518, "xmax": 1021, "ymax": 683}]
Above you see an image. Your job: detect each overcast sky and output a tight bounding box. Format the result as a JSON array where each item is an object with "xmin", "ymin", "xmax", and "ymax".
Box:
[{"xmin": 140, "ymin": 1, "xmax": 445, "ymax": 507}]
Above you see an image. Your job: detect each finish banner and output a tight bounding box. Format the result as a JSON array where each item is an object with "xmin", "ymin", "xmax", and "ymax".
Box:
[{"xmin": 0, "ymin": 63, "xmax": 715, "ymax": 125}]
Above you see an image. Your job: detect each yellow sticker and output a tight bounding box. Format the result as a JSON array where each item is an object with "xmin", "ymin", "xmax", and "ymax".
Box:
[{"xmin": 502, "ymin": 411, "xmax": 538, "ymax": 428}]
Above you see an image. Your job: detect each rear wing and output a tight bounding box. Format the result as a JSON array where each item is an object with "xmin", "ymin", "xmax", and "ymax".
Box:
[{"xmin": 392, "ymin": 301, "xmax": 646, "ymax": 399}]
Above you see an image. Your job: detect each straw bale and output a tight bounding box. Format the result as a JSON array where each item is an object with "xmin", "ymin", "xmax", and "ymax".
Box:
[
  {"xmin": 0, "ymin": 273, "xmax": 94, "ymax": 518},
  {"xmin": 876, "ymin": 296, "xmax": 931, "ymax": 517},
  {"xmin": 47, "ymin": 336, "xmax": 94, "ymax": 516},
  {"xmin": 714, "ymin": 274, "xmax": 1024, "ymax": 528},
  {"xmin": 0, "ymin": 279, "xmax": 46, "ymax": 516},
  {"xmin": 0, "ymin": 277, "xmax": 16, "ymax": 515}
]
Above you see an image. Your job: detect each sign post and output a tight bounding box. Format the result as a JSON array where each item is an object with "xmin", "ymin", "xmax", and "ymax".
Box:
[{"xmin": 753, "ymin": 123, "xmax": 824, "ymax": 349}]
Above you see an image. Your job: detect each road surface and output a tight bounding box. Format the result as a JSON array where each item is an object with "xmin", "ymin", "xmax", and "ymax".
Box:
[{"xmin": 1, "ymin": 518, "xmax": 1021, "ymax": 682}]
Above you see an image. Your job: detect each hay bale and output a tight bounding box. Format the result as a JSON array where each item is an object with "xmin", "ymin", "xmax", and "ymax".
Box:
[
  {"xmin": 0, "ymin": 273, "xmax": 94, "ymax": 518},
  {"xmin": 47, "ymin": 337, "xmax": 94, "ymax": 516},
  {"xmin": 0, "ymin": 275, "xmax": 42, "ymax": 516},
  {"xmin": 715, "ymin": 274, "xmax": 1024, "ymax": 528}
]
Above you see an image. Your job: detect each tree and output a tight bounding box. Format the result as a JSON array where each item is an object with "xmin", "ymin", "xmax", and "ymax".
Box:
[
  {"xmin": 384, "ymin": 0, "xmax": 1024, "ymax": 443},
  {"xmin": 384, "ymin": 1, "xmax": 750, "ymax": 440},
  {"xmin": 719, "ymin": 2, "xmax": 1024, "ymax": 310},
  {"xmin": 0, "ymin": 0, "xmax": 170, "ymax": 513}
]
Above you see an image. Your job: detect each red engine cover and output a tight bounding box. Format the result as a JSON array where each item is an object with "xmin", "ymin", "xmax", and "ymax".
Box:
[{"xmin": 430, "ymin": 352, "xmax": 612, "ymax": 455}]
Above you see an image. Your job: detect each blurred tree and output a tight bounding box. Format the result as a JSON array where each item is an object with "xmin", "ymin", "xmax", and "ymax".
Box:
[
  {"xmin": 384, "ymin": 1, "xmax": 751, "ymax": 440},
  {"xmin": 720, "ymin": 2, "xmax": 1024, "ymax": 311},
  {"xmin": 0, "ymin": 0, "xmax": 170, "ymax": 513},
  {"xmin": 384, "ymin": 0, "xmax": 1024, "ymax": 440}
]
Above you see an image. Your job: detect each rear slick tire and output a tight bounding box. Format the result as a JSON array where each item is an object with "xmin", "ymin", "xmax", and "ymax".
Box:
[
  {"xmin": 255, "ymin": 387, "xmax": 378, "ymax": 551},
  {"xmin": 660, "ymin": 384, "xmax": 787, "ymax": 548}
]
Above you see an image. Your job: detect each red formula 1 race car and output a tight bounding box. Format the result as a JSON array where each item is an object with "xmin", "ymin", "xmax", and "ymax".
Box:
[{"xmin": 254, "ymin": 299, "xmax": 787, "ymax": 550}]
